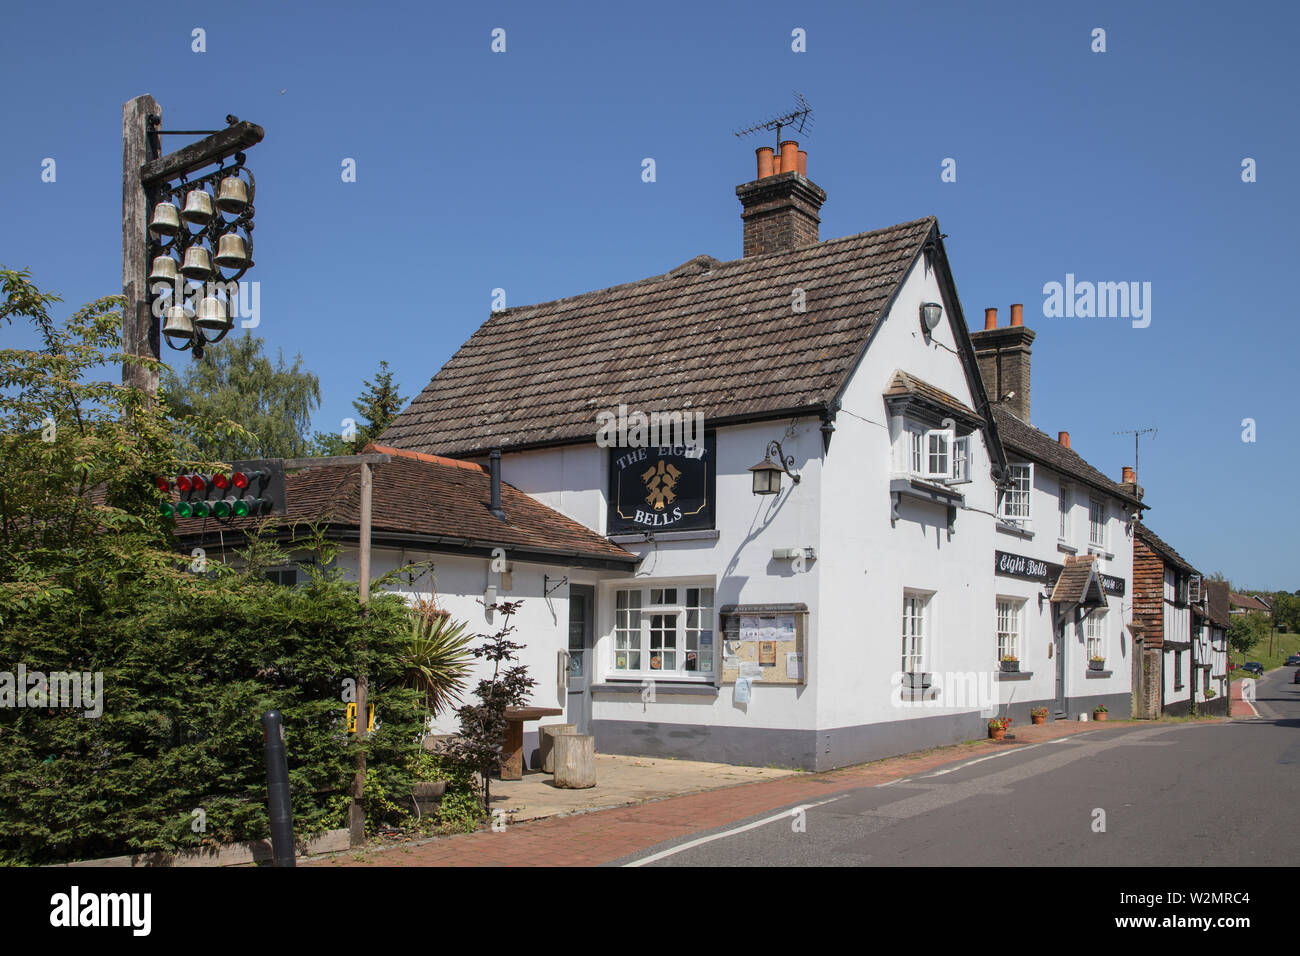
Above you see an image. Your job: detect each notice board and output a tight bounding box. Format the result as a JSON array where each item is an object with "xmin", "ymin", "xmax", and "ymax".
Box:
[{"xmin": 719, "ymin": 603, "xmax": 807, "ymax": 686}]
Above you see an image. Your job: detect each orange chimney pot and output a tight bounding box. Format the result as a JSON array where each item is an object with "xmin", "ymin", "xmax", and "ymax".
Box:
[
  {"xmin": 1122, "ymin": 466, "xmax": 1136, "ymax": 484},
  {"xmin": 779, "ymin": 140, "xmax": 799, "ymax": 174},
  {"xmin": 1010, "ymin": 303, "xmax": 1024, "ymax": 327},
  {"xmin": 984, "ymin": 308, "xmax": 998, "ymax": 330},
  {"xmin": 1058, "ymin": 431, "xmax": 1070, "ymax": 448},
  {"xmin": 797, "ymin": 149, "xmax": 807, "ymax": 176},
  {"xmin": 756, "ymin": 146, "xmax": 774, "ymax": 179}
]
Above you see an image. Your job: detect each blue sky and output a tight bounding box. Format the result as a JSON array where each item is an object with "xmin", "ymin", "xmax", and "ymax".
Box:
[{"xmin": 1, "ymin": 1, "xmax": 1296, "ymax": 588}]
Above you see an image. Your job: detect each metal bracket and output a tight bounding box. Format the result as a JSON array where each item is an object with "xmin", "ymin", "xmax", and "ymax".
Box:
[{"xmin": 544, "ymin": 575, "xmax": 569, "ymax": 598}]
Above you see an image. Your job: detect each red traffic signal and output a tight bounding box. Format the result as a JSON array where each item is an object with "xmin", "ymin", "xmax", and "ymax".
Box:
[{"xmin": 157, "ymin": 461, "xmax": 285, "ymax": 521}]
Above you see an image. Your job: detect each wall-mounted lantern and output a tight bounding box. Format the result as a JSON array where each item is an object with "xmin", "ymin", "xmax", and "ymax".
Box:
[
  {"xmin": 920, "ymin": 301, "xmax": 943, "ymax": 334},
  {"xmin": 749, "ymin": 440, "xmax": 801, "ymax": 496}
]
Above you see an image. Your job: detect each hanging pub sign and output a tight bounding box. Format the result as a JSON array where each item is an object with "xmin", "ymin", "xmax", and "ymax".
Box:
[
  {"xmin": 608, "ymin": 433, "xmax": 716, "ymax": 533},
  {"xmin": 994, "ymin": 549, "xmax": 1126, "ymax": 596}
]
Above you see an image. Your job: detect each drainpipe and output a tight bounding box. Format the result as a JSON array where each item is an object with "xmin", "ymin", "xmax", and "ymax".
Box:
[{"xmin": 489, "ymin": 448, "xmax": 506, "ymax": 521}]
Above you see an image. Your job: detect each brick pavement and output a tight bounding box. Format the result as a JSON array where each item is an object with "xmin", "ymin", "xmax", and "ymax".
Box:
[{"xmin": 312, "ymin": 715, "xmax": 1223, "ymax": 867}]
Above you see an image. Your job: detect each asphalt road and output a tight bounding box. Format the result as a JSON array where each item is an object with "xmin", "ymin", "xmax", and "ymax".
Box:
[{"xmin": 618, "ymin": 668, "xmax": 1300, "ymax": 867}]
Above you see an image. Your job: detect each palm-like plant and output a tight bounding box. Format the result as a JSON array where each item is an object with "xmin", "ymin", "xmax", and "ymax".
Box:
[{"xmin": 395, "ymin": 599, "xmax": 474, "ymax": 717}]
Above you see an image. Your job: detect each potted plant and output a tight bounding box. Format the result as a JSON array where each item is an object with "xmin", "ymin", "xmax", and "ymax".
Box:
[
  {"xmin": 1089, "ymin": 656, "xmax": 1106, "ymax": 671},
  {"xmin": 904, "ymin": 671, "xmax": 933, "ymax": 690},
  {"xmin": 1030, "ymin": 706, "xmax": 1048, "ymax": 725},
  {"xmin": 1093, "ymin": 704, "xmax": 1108, "ymax": 722},
  {"xmin": 988, "ymin": 716, "xmax": 1012, "ymax": 740},
  {"xmin": 1000, "ymin": 655, "xmax": 1019, "ymax": 673}
]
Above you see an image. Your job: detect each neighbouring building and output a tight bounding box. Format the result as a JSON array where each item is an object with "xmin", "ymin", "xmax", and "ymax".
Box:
[
  {"xmin": 1228, "ymin": 592, "xmax": 1271, "ymax": 619},
  {"xmin": 1132, "ymin": 522, "xmax": 1208, "ymax": 717}
]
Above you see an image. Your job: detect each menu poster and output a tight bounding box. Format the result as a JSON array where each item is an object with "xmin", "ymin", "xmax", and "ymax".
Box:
[{"xmin": 758, "ymin": 642, "xmax": 777, "ymax": 666}]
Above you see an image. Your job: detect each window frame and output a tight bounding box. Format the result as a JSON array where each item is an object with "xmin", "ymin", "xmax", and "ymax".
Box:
[
  {"xmin": 1088, "ymin": 497, "xmax": 1107, "ymax": 549},
  {"xmin": 996, "ymin": 597, "xmax": 1023, "ymax": 662},
  {"xmin": 998, "ymin": 462, "xmax": 1033, "ymax": 528},
  {"xmin": 609, "ymin": 584, "xmax": 715, "ymax": 681},
  {"xmin": 1085, "ymin": 607, "xmax": 1107, "ymax": 662},
  {"xmin": 901, "ymin": 590, "xmax": 931, "ymax": 675},
  {"xmin": 1058, "ymin": 482, "xmax": 1071, "ymax": 541}
]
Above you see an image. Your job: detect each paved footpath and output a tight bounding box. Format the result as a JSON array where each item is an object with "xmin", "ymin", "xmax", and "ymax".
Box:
[{"xmin": 310, "ymin": 716, "xmax": 1223, "ymax": 867}]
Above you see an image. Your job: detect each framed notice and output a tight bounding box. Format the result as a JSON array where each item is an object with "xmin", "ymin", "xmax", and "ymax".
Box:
[{"xmin": 719, "ymin": 603, "xmax": 807, "ymax": 686}]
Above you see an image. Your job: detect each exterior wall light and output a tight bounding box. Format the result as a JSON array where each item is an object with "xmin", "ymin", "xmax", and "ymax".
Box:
[
  {"xmin": 749, "ymin": 440, "xmax": 801, "ymax": 496},
  {"xmin": 920, "ymin": 302, "xmax": 943, "ymax": 333}
]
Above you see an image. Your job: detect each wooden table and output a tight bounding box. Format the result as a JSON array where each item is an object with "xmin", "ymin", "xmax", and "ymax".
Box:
[{"xmin": 500, "ymin": 706, "xmax": 564, "ymax": 780}]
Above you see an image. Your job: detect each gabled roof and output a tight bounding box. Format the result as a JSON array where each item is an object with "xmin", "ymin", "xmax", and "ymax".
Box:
[
  {"xmin": 883, "ymin": 370, "xmax": 983, "ymax": 427},
  {"xmin": 1051, "ymin": 554, "xmax": 1107, "ymax": 606},
  {"xmin": 170, "ymin": 454, "xmax": 638, "ymax": 569},
  {"xmin": 1229, "ymin": 592, "xmax": 1270, "ymax": 612},
  {"xmin": 382, "ymin": 217, "xmax": 940, "ymax": 457},
  {"xmin": 992, "ymin": 407, "xmax": 1144, "ymax": 509},
  {"xmin": 1135, "ymin": 522, "xmax": 1197, "ymax": 574}
]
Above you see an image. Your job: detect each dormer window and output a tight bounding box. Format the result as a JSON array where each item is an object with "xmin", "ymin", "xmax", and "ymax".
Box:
[{"xmin": 907, "ymin": 427, "xmax": 970, "ymax": 483}]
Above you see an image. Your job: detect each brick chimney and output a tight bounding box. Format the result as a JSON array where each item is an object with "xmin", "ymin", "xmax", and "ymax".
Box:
[
  {"xmin": 970, "ymin": 302, "xmax": 1035, "ymax": 423},
  {"xmin": 1120, "ymin": 465, "xmax": 1144, "ymax": 502},
  {"xmin": 736, "ymin": 141, "xmax": 827, "ymax": 257}
]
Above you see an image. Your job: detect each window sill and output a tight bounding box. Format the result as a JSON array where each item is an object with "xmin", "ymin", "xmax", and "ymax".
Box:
[
  {"xmin": 1085, "ymin": 669, "xmax": 1113, "ymax": 678},
  {"xmin": 609, "ymin": 529, "xmax": 720, "ymax": 544},
  {"xmin": 592, "ymin": 681, "xmax": 718, "ymax": 697},
  {"xmin": 995, "ymin": 670, "xmax": 1033, "ymax": 681},
  {"xmin": 1056, "ymin": 539, "xmax": 1078, "ymax": 555},
  {"xmin": 996, "ymin": 522, "xmax": 1034, "ymax": 540},
  {"xmin": 1087, "ymin": 546, "xmax": 1114, "ymax": 561}
]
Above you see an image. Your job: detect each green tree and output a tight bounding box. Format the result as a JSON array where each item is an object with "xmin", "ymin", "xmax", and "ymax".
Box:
[
  {"xmin": 163, "ymin": 333, "xmax": 321, "ymax": 460},
  {"xmin": 307, "ymin": 359, "xmax": 406, "ymax": 456},
  {"xmin": 0, "ymin": 269, "xmax": 423, "ymax": 862},
  {"xmin": 352, "ymin": 360, "xmax": 406, "ymax": 447}
]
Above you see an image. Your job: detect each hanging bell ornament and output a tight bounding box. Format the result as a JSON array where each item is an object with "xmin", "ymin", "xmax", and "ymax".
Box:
[
  {"xmin": 181, "ymin": 246, "xmax": 213, "ymax": 280},
  {"xmin": 216, "ymin": 176, "xmax": 249, "ymax": 212},
  {"xmin": 182, "ymin": 189, "xmax": 214, "ymax": 224},
  {"xmin": 195, "ymin": 296, "xmax": 231, "ymax": 332},
  {"xmin": 163, "ymin": 304, "xmax": 195, "ymax": 347},
  {"xmin": 214, "ymin": 234, "xmax": 249, "ymax": 268},
  {"xmin": 149, "ymin": 256, "xmax": 178, "ymax": 284},
  {"xmin": 149, "ymin": 202, "xmax": 181, "ymax": 236}
]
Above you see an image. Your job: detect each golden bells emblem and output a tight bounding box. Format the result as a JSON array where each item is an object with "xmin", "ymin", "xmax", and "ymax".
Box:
[{"xmin": 641, "ymin": 461, "xmax": 681, "ymax": 511}]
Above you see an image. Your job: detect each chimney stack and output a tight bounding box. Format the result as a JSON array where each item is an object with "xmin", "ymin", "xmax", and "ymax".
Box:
[
  {"xmin": 1121, "ymin": 466, "xmax": 1135, "ymax": 484},
  {"xmin": 970, "ymin": 302, "xmax": 1035, "ymax": 422},
  {"xmin": 1058, "ymin": 431, "xmax": 1070, "ymax": 448},
  {"xmin": 737, "ymin": 140, "xmax": 827, "ymax": 257},
  {"xmin": 1120, "ymin": 465, "xmax": 1144, "ymax": 502}
]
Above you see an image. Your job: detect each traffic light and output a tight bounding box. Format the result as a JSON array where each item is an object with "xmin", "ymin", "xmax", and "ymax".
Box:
[{"xmin": 156, "ymin": 459, "xmax": 287, "ymax": 519}]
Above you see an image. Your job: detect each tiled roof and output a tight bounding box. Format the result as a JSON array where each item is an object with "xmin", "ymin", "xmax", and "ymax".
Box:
[
  {"xmin": 381, "ymin": 218, "xmax": 939, "ymax": 457},
  {"xmin": 171, "ymin": 455, "xmax": 637, "ymax": 566},
  {"xmin": 1229, "ymin": 592, "xmax": 1270, "ymax": 612},
  {"xmin": 883, "ymin": 370, "xmax": 983, "ymax": 425},
  {"xmin": 1135, "ymin": 522, "xmax": 1197, "ymax": 574},
  {"xmin": 992, "ymin": 407, "xmax": 1143, "ymax": 509},
  {"xmin": 1051, "ymin": 554, "xmax": 1106, "ymax": 605},
  {"xmin": 1207, "ymin": 581, "xmax": 1231, "ymax": 627}
]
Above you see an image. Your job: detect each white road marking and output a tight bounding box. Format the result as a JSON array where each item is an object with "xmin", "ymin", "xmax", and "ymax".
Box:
[
  {"xmin": 922, "ymin": 744, "xmax": 1042, "ymax": 777},
  {"xmin": 623, "ymin": 794, "xmax": 848, "ymax": 867}
]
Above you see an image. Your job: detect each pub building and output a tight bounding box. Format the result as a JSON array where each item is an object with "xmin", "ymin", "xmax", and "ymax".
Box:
[{"xmin": 181, "ymin": 146, "xmax": 1170, "ymax": 771}]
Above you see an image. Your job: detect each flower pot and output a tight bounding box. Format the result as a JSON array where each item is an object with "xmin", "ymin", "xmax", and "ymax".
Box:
[
  {"xmin": 1000, "ymin": 660, "xmax": 1019, "ymax": 673},
  {"xmin": 1031, "ymin": 714, "xmax": 1046, "ymax": 725},
  {"xmin": 989, "ymin": 727, "xmax": 1006, "ymax": 740},
  {"xmin": 1093, "ymin": 711, "xmax": 1108, "ymax": 722},
  {"xmin": 1089, "ymin": 659, "xmax": 1105, "ymax": 672}
]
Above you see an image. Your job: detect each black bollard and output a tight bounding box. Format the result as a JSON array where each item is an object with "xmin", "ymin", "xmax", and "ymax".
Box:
[{"xmin": 261, "ymin": 709, "xmax": 295, "ymax": 867}]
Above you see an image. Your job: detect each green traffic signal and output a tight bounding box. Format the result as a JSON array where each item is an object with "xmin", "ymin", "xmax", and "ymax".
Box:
[
  {"xmin": 213, "ymin": 500, "xmax": 231, "ymax": 518},
  {"xmin": 177, "ymin": 501, "xmax": 193, "ymax": 518},
  {"xmin": 192, "ymin": 501, "xmax": 210, "ymax": 518},
  {"xmin": 159, "ymin": 501, "xmax": 175, "ymax": 518},
  {"xmin": 232, "ymin": 499, "xmax": 250, "ymax": 517}
]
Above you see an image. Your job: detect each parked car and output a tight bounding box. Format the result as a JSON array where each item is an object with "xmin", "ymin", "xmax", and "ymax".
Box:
[
  {"xmin": 1242, "ymin": 662, "xmax": 1265, "ymax": 677},
  {"xmin": 1284, "ymin": 655, "xmax": 1300, "ymax": 667}
]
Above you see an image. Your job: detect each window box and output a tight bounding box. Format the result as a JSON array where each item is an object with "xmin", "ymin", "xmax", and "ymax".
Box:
[
  {"xmin": 999, "ymin": 659, "xmax": 1020, "ymax": 673},
  {"xmin": 904, "ymin": 671, "xmax": 933, "ymax": 690},
  {"xmin": 1089, "ymin": 657, "xmax": 1106, "ymax": 671}
]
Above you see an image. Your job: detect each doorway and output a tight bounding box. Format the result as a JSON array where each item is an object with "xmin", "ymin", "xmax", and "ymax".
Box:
[{"xmin": 566, "ymin": 585, "xmax": 594, "ymax": 734}]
